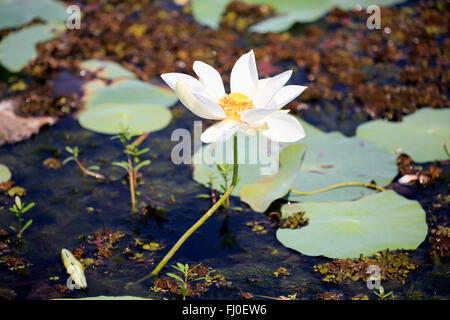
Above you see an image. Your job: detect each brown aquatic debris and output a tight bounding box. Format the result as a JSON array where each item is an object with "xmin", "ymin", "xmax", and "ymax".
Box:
[
  {"xmin": 0, "ymin": 181, "xmax": 15, "ymax": 193},
  {"xmin": 397, "ymin": 154, "xmax": 443, "ymax": 186},
  {"xmin": 429, "ymin": 226, "xmax": 449, "ymax": 260},
  {"xmin": 72, "ymin": 247, "xmax": 86, "ymax": 259},
  {"xmin": 241, "ymin": 292, "xmax": 254, "ymax": 299},
  {"xmin": 313, "ymin": 249, "xmax": 418, "ymax": 284},
  {"xmin": 0, "ymin": 99, "xmax": 57, "ymax": 146},
  {"xmin": 279, "ymin": 211, "xmax": 309, "ymax": 229},
  {"xmin": 154, "ymin": 277, "xmax": 208, "ymax": 298},
  {"xmin": 43, "ymin": 158, "xmax": 62, "ymax": 169},
  {"xmin": 316, "ymin": 292, "xmax": 343, "ymax": 300}
]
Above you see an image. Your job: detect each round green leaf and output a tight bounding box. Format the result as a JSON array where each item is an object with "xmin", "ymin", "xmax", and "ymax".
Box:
[
  {"xmin": 78, "ymin": 103, "xmax": 172, "ymax": 135},
  {"xmin": 356, "ymin": 108, "xmax": 450, "ymax": 163},
  {"xmin": 84, "ymin": 79, "xmax": 177, "ymax": 109},
  {"xmin": 0, "ymin": 0, "xmax": 67, "ymax": 31},
  {"xmin": 288, "ymin": 132, "xmax": 398, "ymax": 202},
  {"xmin": 0, "ymin": 22, "xmax": 65, "ymax": 72},
  {"xmin": 80, "ymin": 60, "xmax": 137, "ymax": 80},
  {"xmin": 78, "ymin": 79, "xmax": 176, "ymax": 134},
  {"xmin": 191, "ymin": 0, "xmax": 230, "ymax": 29},
  {"xmin": 250, "ymin": 0, "xmax": 333, "ymax": 33},
  {"xmin": 0, "ymin": 163, "xmax": 12, "ymax": 183},
  {"xmin": 277, "ymin": 191, "xmax": 427, "ymax": 258}
]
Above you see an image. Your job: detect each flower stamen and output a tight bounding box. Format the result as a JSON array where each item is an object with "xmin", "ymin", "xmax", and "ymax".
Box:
[{"xmin": 218, "ymin": 92, "xmax": 254, "ymax": 122}]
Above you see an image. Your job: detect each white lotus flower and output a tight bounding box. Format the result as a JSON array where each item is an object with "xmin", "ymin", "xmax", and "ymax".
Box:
[{"xmin": 161, "ymin": 50, "xmax": 307, "ymax": 144}]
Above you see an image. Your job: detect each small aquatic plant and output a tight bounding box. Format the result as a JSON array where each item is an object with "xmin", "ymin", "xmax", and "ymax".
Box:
[
  {"xmin": 111, "ymin": 126, "xmax": 151, "ymax": 212},
  {"xmin": 166, "ymin": 263, "xmax": 206, "ymax": 300},
  {"xmin": 215, "ymin": 164, "xmax": 237, "ymax": 209},
  {"xmin": 373, "ymin": 286, "xmax": 393, "ymax": 300},
  {"xmin": 63, "ymin": 146, "xmax": 105, "ymax": 179},
  {"xmin": 197, "ymin": 164, "xmax": 243, "ymax": 210},
  {"xmin": 8, "ymin": 196, "xmax": 33, "ymax": 240}
]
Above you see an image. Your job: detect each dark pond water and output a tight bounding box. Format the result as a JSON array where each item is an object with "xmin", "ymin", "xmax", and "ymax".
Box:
[{"xmin": 0, "ymin": 102, "xmax": 448, "ymax": 300}]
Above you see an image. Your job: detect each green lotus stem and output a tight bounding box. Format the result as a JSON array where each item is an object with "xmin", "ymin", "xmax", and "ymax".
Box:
[
  {"xmin": 290, "ymin": 182, "xmax": 385, "ymax": 195},
  {"xmin": 128, "ymin": 156, "xmax": 137, "ymax": 213},
  {"xmin": 127, "ymin": 136, "xmax": 239, "ymax": 287},
  {"xmin": 231, "ymin": 135, "xmax": 238, "ymax": 186}
]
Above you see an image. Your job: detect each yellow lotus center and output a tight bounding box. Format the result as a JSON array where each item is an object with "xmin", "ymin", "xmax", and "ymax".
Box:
[{"xmin": 218, "ymin": 92, "xmax": 254, "ymax": 121}]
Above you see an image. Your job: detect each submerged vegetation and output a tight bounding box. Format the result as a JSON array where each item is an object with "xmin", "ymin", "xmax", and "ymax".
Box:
[
  {"xmin": 0, "ymin": 0, "xmax": 448, "ymax": 301},
  {"xmin": 313, "ymin": 250, "xmax": 418, "ymax": 284},
  {"xmin": 166, "ymin": 263, "xmax": 207, "ymax": 300},
  {"xmin": 111, "ymin": 127, "xmax": 151, "ymax": 212},
  {"xmin": 63, "ymin": 146, "xmax": 105, "ymax": 179}
]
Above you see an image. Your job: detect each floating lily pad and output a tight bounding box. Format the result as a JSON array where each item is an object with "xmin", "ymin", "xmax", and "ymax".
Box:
[
  {"xmin": 249, "ymin": 0, "xmax": 334, "ymax": 33},
  {"xmin": 241, "ymin": 143, "xmax": 306, "ymax": 212},
  {"xmin": 0, "ymin": 163, "xmax": 12, "ymax": 183},
  {"xmin": 80, "ymin": 60, "xmax": 137, "ymax": 80},
  {"xmin": 0, "ymin": 22, "xmax": 65, "ymax": 72},
  {"xmin": 0, "ymin": 0, "xmax": 67, "ymax": 31},
  {"xmin": 79, "ymin": 103, "xmax": 172, "ymax": 135},
  {"xmin": 191, "ymin": 0, "xmax": 230, "ymax": 29},
  {"xmin": 356, "ymin": 108, "xmax": 450, "ymax": 163},
  {"xmin": 191, "ymin": 0, "xmax": 407, "ymax": 32},
  {"xmin": 239, "ymin": 119, "xmax": 324, "ymax": 212},
  {"xmin": 288, "ymin": 132, "xmax": 398, "ymax": 202},
  {"xmin": 194, "ymin": 119, "xmax": 397, "ymax": 207},
  {"xmin": 277, "ymin": 191, "xmax": 427, "ymax": 258},
  {"xmin": 78, "ymin": 80, "xmax": 176, "ymax": 134},
  {"xmin": 84, "ymin": 80, "xmax": 177, "ymax": 109}
]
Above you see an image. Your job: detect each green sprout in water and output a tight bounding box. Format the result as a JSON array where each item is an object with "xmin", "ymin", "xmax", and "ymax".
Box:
[
  {"xmin": 216, "ymin": 164, "xmax": 242, "ymax": 211},
  {"xmin": 216, "ymin": 164, "xmax": 233, "ymax": 208},
  {"xmin": 112, "ymin": 127, "xmax": 151, "ymax": 212},
  {"xmin": 374, "ymin": 285, "xmax": 394, "ymax": 300},
  {"xmin": 8, "ymin": 196, "xmax": 34, "ymax": 240},
  {"xmin": 197, "ymin": 164, "xmax": 242, "ymax": 211},
  {"xmin": 63, "ymin": 146, "xmax": 105, "ymax": 179},
  {"xmin": 166, "ymin": 263, "xmax": 206, "ymax": 300}
]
